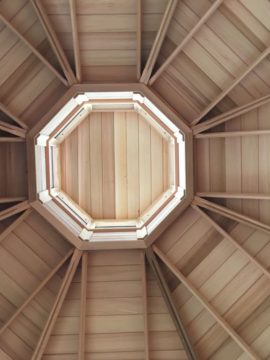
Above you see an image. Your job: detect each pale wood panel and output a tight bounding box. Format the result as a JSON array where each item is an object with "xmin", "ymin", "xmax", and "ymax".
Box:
[{"xmin": 60, "ymin": 111, "xmax": 169, "ymax": 220}]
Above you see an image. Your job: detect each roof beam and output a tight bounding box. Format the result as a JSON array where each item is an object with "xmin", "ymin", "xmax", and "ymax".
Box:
[
  {"xmin": 136, "ymin": 0, "xmax": 142, "ymax": 80},
  {"xmin": 141, "ymin": 252, "xmax": 150, "ymax": 360},
  {"xmin": 79, "ymin": 252, "xmax": 87, "ymax": 360},
  {"xmin": 69, "ymin": 0, "xmax": 81, "ymax": 82},
  {"xmin": 192, "ymin": 93, "xmax": 270, "ymax": 135},
  {"xmin": 0, "ymin": 249, "xmax": 73, "ymax": 336},
  {"xmin": 0, "ymin": 120, "xmax": 26, "ymax": 138},
  {"xmin": 141, "ymin": 0, "xmax": 178, "ymax": 84},
  {"xmin": 149, "ymin": 0, "xmax": 223, "ymax": 85},
  {"xmin": 197, "ymin": 192, "xmax": 270, "ymax": 200},
  {"xmin": 0, "ymin": 201, "xmax": 30, "ymax": 222},
  {"xmin": 193, "ymin": 196, "xmax": 270, "ymax": 235},
  {"xmin": 0, "ymin": 137, "xmax": 25, "ymax": 142},
  {"xmin": 31, "ymin": 248, "xmax": 82, "ymax": 360},
  {"xmin": 0, "ymin": 197, "xmax": 27, "ymax": 203},
  {"xmin": 192, "ymin": 204, "xmax": 270, "ymax": 282},
  {"xmin": 0, "ymin": 102, "xmax": 28, "ymax": 129},
  {"xmin": 195, "ymin": 129, "xmax": 270, "ymax": 139},
  {"xmin": 146, "ymin": 248, "xmax": 198, "ymax": 360},
  {"xmin": 153, "ymin": 245, "xmax": 261, "ymax": 360},
  {"xmin": 0, "ymin": 13, "xmax": 68, "ymax": 87},
  {"xmin": 192, "ymin": 46, "xmax": 270, "ymax": 125},
  {"xmin": 0, "ymin": 208, "xmax": 31, "ymax": 243},
  {"xmin": 30, "ymin": 0, "xmax": 77, "ymax": 86}
]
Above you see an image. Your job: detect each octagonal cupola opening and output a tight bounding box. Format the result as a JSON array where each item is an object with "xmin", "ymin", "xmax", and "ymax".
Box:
[{"xmin": 35, "ymin": 90, "xmax": 186, "ymax": 245}]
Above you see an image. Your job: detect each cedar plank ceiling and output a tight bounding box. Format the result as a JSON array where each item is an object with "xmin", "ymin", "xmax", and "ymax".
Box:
[{"xmin": 2, "ymin": 0, "xmax": 270, "ymax": 359}]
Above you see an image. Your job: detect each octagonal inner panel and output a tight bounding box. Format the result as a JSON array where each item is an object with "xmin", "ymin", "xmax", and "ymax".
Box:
[{"xmin": 59, "ymin": 110, "xmax": 171, "ymax": 220}]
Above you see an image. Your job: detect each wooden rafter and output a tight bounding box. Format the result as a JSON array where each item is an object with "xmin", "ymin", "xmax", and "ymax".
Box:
[
  {"xmin": 192, "ymin": 46, "xmax": 270, "ymax": 125},
  {"xmin": 153, "ymin": 245, "xmax": 261, "ymax": 360},
  {"xmin": 0, "ymin": 102, "xmax": 28, "ymax": 129},
  {"xmin": 0, "ymin": 137, "xmax": 25, "ymax": 142},
  {"xmin": 0, "ymin": 208, "xmax": 31, "ymax": 243},
  {"xmin": 149, "ymin": 0, "xmax": 223, "ymax": 85},
  {"xmin": 197, "ymin": 192, "xmax": 270, "ymax": 200},
  {"xmin": 195, "ymin": 129, "xmax": 270, "ymax": 139},
  {"xmin": 192, "ymin": 93, "xmax": 270, "ymax": 135},
  {"xmin": 0, "ymin": 197, "xmax": 26, "ymax": 203},
  {"xmin": 79, "ymin": 252, "xmax": 87, "ymax": 360},
  {"xmin": 140, "ymin": 0, "xmax": 178, "ymax": 84},
  {"xmin": 30, "ymin": 0, "xmax": 77, "ymax": 86},
  {"xmin": 136, "ymin": 0, "xmax": 142, "ymax": 80},
  {"xmin": 0, "ymin": 349, "xmax": 13, "ymax": 360},
  {"xmin": 0, "ymin": 13, "xmax": 68, "ymax": 87},
  {"xmin": 31, "ymin": 248, "xmax": 82, "ymax": 360},
  {"xmin": 0, "ymin": 249, "xmax": 73, "ymax": 336},
  {"xmin": 69, "ymin": 0, "xmax": 81, "ymax": 82},
  {"xmin": 0, "ymin": 120, "xmax": 26, "ymax": 138},
  {"xmin": 146, "ymin": 248, "xmax": 198, "ymax": 360},
  {"xmin": 192, "ymin": 204, "xmax": 270, "ymax": 282},
  {"xmin": 141, "ymin": 252, "xmax": 150, "ymax": 360},
  {"xmin": 193, "ymin": 196, "xmax": 270, "ymax": 235},
  {"xmin": 0, "ymin": 201, "xmax": 30, "ymax": 222}
]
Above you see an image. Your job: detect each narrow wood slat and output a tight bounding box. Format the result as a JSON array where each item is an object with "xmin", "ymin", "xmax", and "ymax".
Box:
[
  {"xmin": 136, "ymin": 0, "xmax": 142, "ymax": 80},
  {"xmin": 196, "ymin": 192, "xmax": 270, "ymax": 200},
  {"xmin": 0, "ymin": 137, "xmax": 25, "ymax": 142},
  {"xmin": 140, "ymin": 0, "xmax": 178, "ymax": 84},
  {"xmin": 141, "ymin": 252, "xmax": 150, "ymax": 360},
  {"xmin": 0, "ymin": 120, "xmax": 26, "ymax": 138},
  {"xmin": 0, "ymin": 103, "xmax": 28, "ymax": 129},
  {"xmin": 0, "ymin": 13, "xmax": 68, "ymax": 87},
  {"xmin": 0, "ymin": 197, "xmax": 27, "ymax": 204},
  {"xmin": 195, "ymin": 129, "xmax": 270, "ymax": 138},
  {"xmin": 31, "ymin": 248, "xmax": 82, "ymax": 360},
  {"xmin": 0, "ymin": 201, "xmax": 30, "ymax": 221},
  {"xmin": 69, "ymin": 0, "xmax": 81, "ymax": 82},
  {"xmin": 149, "ymin": 0, "xmax": 223, "ymax": 85},
  {"xmin": 79, "ymin": 252, "xmax": 87, "ymax": 360},
  {"xmin": 153, "ymin": 245, "xmax": 261, "ymax": 360}
]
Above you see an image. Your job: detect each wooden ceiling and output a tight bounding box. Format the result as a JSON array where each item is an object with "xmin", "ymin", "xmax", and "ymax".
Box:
[{"xmin": 1, "ymin": 0, "xmax": 270, "ymax": 359}]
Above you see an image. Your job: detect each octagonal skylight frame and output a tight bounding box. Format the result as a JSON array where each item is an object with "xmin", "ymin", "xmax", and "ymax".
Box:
[{"xmin": 35, "ymin": 90, "xmax": 186, "ymax": 243}]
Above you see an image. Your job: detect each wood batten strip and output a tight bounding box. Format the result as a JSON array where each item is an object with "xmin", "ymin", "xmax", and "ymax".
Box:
[
  {"xmin": 140, "ymin": 0, "xmax": 178, "ymax": 84},
  {"xmin": 31, "ymin": 248, "xmax": 82, "ymax": 360},
  {"xmin": 79, "ymin": 252, "xmax": 87, "ymax": 360},
  {"xmin": 192, "ymin": 94, "xmax": 270, "ymax": 135},
  {"xmin": 136, "ymin": 0, "xmax": 142, "ymax": 80},
  {"xmin": 0, "ymin": 120, "xmax": 26, "ymax": 138},
  {"xmin": 0, "ymin": 103, "xmax": 28, "ymax": 129},
  {"xmin": 0, "ymin": 201, "xmax": 30, "ymax": 222},
  {"xmin": 195, "ymin": 129, "xmax": 270, "ymax": 138},
  {"xmin": 153, "ymin": 245, "xmax": 261, "ymax": 360},
  {"xmin": 69, "ymin": 0, "xmax": 81, "ymax": 82},
  {"xmin": 146, "ymin": 248, "xmax": 198, "ymax": 360},
  {"xmin": 0, "ymin": 248, "xmax": 74, "ymax": 336},
  {"xmin": 192, "ymin": 47, "xmax": 270, "ymax": 125},
  {"xmin": 197, "ymin": 192, "xmax": 270, "ymax": 200},
  {"xmin": 193, "ymin": 196, "xmax": 270, "ymax": 235},
  {"xmin": 192, "ymin": 204, "xmax": 270, "ymax": 282},
  {"xmin": 0, "ymin": 208, "xmax": 31, "ymax": 243},
  {"xmin": 30, "ymin": 0, "xmax": 77, "ymax": 86},
  {"xmin": 141, "ymin": 252, "xmax": 150, "ymax": 360},
  {"xmin": 149, "ymin": 0, "xmax": 223, "ymax": 85},
  {"xmin": 0, "ymin": 13, "xmax": 68, "ymax": 87}
]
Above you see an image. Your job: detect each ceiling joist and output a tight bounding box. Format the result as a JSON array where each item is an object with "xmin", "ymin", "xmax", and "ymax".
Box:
[
  {"xmin": 195, "ymin": 129, "xmax": 270, "ymax": 138},
  {"xmin": 69, "ymin": 0, "xmax": 81, "ymax": 83},
  {"xmin": 193, "ymin": 196, "xmax": 270, "ymax": 235},
  {"xmin": 31, "ymin": 248, "xmax": 82, "ymax": 360},
  {"xmin": 0, "ymin": 201, "xmax": 30, "ymax": 222},
  {"xmin": 79, "ymin": 252, "xmax": 87, "ymax": 360},
  {"xmin": 30, "ymin": 0, "xmax": 77, "ymax": 86},
  {"xmin": 0, "ymin": 103, "xmax": 28, "ymax": 130},
  {"xmin": 153, "ymin": 245, "xmax": 261, "ymax": 360},
  {"xmin": 192, "ymin": 93, "xmax": 270, "ymax": 135},
  {"xmin": 146, "ymin": 248, "xmax": 198, "ymax": 360},
  {"xmin": 0, "ymin": 120, "xmax": 26, "ymax": 138},
  {"xmin": 0, "ymin": 13, "xmax": 69, "ymax": 87},
  {"xmin": 140, "ymin": 0, "xmax": 178, "ymax": 84},
  {"xmin": 149, "ymin": 0, "xmax": 223, "ymax": 85},
  {"xmin": 197, "ymin": 192, "xmax": 270, "ymax": 200}
]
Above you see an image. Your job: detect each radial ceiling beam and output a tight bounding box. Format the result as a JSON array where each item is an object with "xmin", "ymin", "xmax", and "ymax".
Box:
[
  {"xmin": 0, "ymin": 249, "xmax": 73, "ymax": 336},
  {"xmin": 153, "ymin": 245, "xmax": 261, "ymax": 360},
  {"xmin": 0, "ymin": 13, "xmax": 69, "ymax": 87},
  {"xmin": 0, "ymin": 197, "xmax": 26, "ymax": 204},
  {"xmin": 193, "ymin": 196, "xmax": 270, "ymax": 235},
  {"xmin": 30, "ymin": 0, "xmax": 77, "ymax": 86},
  {"xmin": 0, "ymin": 201, "xmax": 30, "ymax": 222},
  {"xmin": 192, "ymin": 46, "xmax": 270, "ymax": 125},
  {"xmin": 0, "ymin": 208, "xmax": 31, "ymax": 243},
  {"xmin": 195, "ymin": 129, "xmax": 270, "ymax": 139},
  {"xmin": 31, "ymin": 248, "xmax": 82, "ymax": 360},
  {"xmin": 136, "ymin": 0, "xmax": 142, "ymax": 80},
  {"xmin": 0, "ymin": 349, "xmax": 13, "ymax": 360},
  {"xmin": 146, "ymin": 248, "xmax": 198, "ymax": 360},
  {"xmin": 197, "ymin": 192, "xmax": 270, "ymax": 200},
  {"xmin": 141, "ymin": 252, "xmax": 150, "ymax": 360},
  {"xmin": 140, "ymin": 0, "xmax": 178, "ymax": 84},
  {"xmin": 0, "ymin": 103, "xmax": 28, "ymax": 129},
  {"xmin": 69, "ymin": 0, "xmax": 81, "ymax": 82},
  {"xmin": 79, "ymin": 252, "xmax": 87, "ymax": 360},
  {"xmin": 192, "ymin": 93, "xmax": 270, "ymax": 135},
  {"xmin": 149, "ymin": 0, "xmax": 223, "ymax": 85},
  {"xmin": 192, "ymin": 204, "xmax": 270, "ymax": 282},
  {"xmin": 0, "ymin": 120, "xmax": 26, "ymax": 138},
  {"xmin": 0, "ymin": 137, "xmax": 25, "ymax": 142}
]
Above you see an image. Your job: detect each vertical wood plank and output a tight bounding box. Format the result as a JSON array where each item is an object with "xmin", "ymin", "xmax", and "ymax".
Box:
[
  {"xmin": 65, "ymin": 128, "xmax": 79, "ymax": 202},
  {"xmin": 139, "ymin": 115, "xmax": 151, "ymax": 213},
  {"xmin": 79, "ymin": 252, "xmax": 87, "ymax": 360},
  {"xmin": 151, "ymin": 127, "xmax": 163, "ymax": 201}
]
